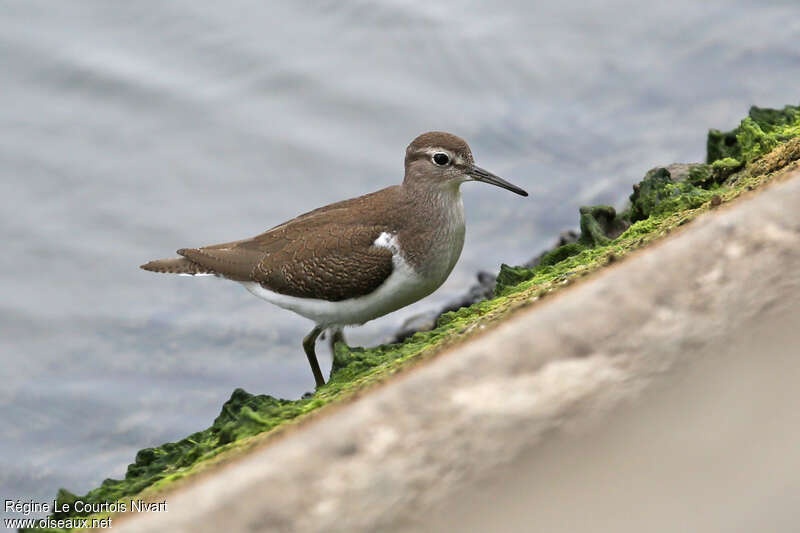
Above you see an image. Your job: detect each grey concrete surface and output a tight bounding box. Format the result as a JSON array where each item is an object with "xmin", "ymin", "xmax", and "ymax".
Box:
[
  {"xmin": 424, "ymin": 284, "xmax": 800, "ymax": 533},
  {"xmin": 112, "ymin": 170, "xmax": 800, "ymax": 533}
]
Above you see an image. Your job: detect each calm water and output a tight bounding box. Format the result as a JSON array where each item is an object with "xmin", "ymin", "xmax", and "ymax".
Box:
[{"xmin": 1, "ymin": 0, "xmax": 798, "ymax": 510}]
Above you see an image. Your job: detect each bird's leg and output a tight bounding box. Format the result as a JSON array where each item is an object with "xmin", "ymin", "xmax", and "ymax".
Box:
[
  {"xmin": 328, "ymin": 327, "xmax": 347, "ymax": 355},
  {"xmin": 303, "ymin": 325, "xmax": 326, "ymax": 388}
]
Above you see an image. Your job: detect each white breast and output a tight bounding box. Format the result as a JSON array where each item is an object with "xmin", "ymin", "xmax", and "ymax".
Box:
[{"xmin": 240, "ymin": 232, "xmax": 436, "ymax": 327}]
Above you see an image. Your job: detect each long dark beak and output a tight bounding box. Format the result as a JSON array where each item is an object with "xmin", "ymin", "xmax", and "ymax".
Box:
[{"xmin": 469, "ymin": 166, "xmax": 528, "ymax": 197}]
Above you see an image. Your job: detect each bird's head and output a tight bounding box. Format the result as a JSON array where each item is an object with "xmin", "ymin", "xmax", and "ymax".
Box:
[{"xmin": 403, "ymin": 131, "xmax": 528, "ymax": 197}]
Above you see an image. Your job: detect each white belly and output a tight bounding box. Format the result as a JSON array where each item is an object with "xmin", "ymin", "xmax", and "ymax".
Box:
[{"xmin": 240, "ymin": 233, "xmax": 445, "ymax": 327}]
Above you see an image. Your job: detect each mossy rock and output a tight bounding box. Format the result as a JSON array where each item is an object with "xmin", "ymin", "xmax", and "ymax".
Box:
[
  {"xmin": 495, "ymin": 205, "xmax": 627, "ymax": 294},
  {"xmin": 578, "ymin": 205, "xmax": 629, "ymax": 246},
  {"xmin": 707, "ymin": 104, "xmax": 800, "ymax": 164},
  {"xmin": 539, "ymin": 242, "xmax": 587, "ymax": 267},
  {"xmin": 686, "ymin": 163, "xmax": 713, "ymax": 187},
  {"xmin": 628, "ymin": 166, "xmax": 719, "ymax": 223},
  {"xmin": 629, "ymin": 167, "xmax": 673, "ymax": 222},
  {"xmin": 495, "ymin": 263, "xmax": 539, "ymax": 294},
  {"xmin": 711, "ymin": 157, "xmax": 744, "ymax": 182}
]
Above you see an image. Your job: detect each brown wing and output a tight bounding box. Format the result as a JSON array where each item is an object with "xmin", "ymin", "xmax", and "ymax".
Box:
[
  {"xmin": 260, "ymin": 224, "xmax": 395, "ymax": 301},
  {"xmin": 178, "ymin": 224, "xmax": 393, "ymax": 301},
  {"xmin": 175, "ymin": 187, "xmax": 405, "ymax": 301}
]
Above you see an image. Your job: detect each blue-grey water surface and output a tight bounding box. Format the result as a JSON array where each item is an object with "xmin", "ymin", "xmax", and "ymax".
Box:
[{"xmin": 2, "ymin": 0, "xmax": 799, "ymax": 512}]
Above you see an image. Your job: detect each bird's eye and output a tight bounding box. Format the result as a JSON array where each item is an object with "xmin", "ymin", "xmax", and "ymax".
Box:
[{"xmin": 432, "ymin": 152, "xmax": 450, "ymax": 166}]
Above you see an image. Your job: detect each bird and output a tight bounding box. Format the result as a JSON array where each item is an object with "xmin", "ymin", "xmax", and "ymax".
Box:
[{"xmin": 141, "ymin": 132, "xmax": 528, "ymax": 388}]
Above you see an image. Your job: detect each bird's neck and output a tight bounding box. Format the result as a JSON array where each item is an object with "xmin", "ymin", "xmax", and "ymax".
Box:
[
  {"xmin": 404, "ymin": 179, "xmax": 464, "ymax": 222},
  {"xmin": 398, "ymin": 181, "xmax": 466, "ymax": 279}
]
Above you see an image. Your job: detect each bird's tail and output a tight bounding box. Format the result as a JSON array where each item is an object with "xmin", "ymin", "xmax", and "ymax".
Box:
[{"xmin": 140, "ymin": 257, "xmax": 216, "ymax": 276}]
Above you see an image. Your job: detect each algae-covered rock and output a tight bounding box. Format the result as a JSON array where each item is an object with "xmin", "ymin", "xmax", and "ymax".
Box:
[
  {"xmin": 628, "ymin": 165, "xmax": 716, "ymax": 223},
  {"xmin": 29, "ymin": 388, "xmax": 312, "ymax": 530},
  {"xmin": 495, "ymin": 159, "xmax": 720, "ymax": 296},
  {"xmin": 629, "ymin": 167, "xmax": 672, "ymax": 222},
  {"xmin": 494, "ymin": 206, "xmax": 627, "ymax": 294},
  {"xmin": 496, "ymin": 104, "xmax": 800, "ymax": 298},
  {"xmin": 495, "ymin": 205, "xmax": 629, "ymax": 294},
  {"xmin": 578, "ymin": 205, "xmax": 629, "ymax": 246},
  {"xmin": 662, "ymin": 162, "xmax": 723, "ymax": 188},
  {"xmin": 707, "ymin": 104, "xmax": 800, "ymax": 165},
  {"xmin": 711, "ymin": 157, "xmax": 744, "ymax": 182},
  {"xmin": 496, "ymin": 263, "xmax": 538, "ymax": 293},
  {"xmin": 686, "ymin": 163, "xmax": 713, "ymax": 187},
  {"xmin": 213, "ymin": 388, "xmax": 306, "ymax": 445},
  {"xmin": 538, "ymin": 242, "xmax": 586, "ymax": 268},
  {"xmin": 331, "ymin": 341, "xmax": 384, "ymax": 376}
]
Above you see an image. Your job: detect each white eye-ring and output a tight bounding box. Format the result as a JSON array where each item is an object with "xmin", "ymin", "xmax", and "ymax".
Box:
[{"xmin": 432, "ymin": 152, "xmax": 450, "ymax": 166}]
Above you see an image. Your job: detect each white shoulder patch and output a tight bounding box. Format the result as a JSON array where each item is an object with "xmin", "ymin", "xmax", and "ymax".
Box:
[{"xmin": 374, "ymin": 232, "xmax": 399, "ymax": 254}]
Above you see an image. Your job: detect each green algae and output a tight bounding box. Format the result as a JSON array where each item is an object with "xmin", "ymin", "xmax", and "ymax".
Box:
[
  {"xmin": 495, "ymin": 262, "xmax": 542, "ymax": 294},
  {"xmin": 628, "ymin": 165, "xmax": 717, "ymax": 224},
  {"xmin": 28, "ymin": 104, "xmax": 800, "ymax": 532},
  {"xmin": 579, "ymin": 205, "xmax": 629, "ymax": 246},
  {"xmin": 629, "ymin": 167, "xmax": 671, "ymax": 222},
  {"xmin": 707, "ymin": 104, "xmax": 800, "ymax": 165},
  {"xmin": 21, "ymin": 391, "xmax": 315, "ymax": 532},
  {"xmin": 687, "ymin": 163, "xmax": 713, "ymax": 187},
  {"xmin": 711, "ymin": 157, "xmax": 743, "ymax": 181},
  {"xmin": 494, "ymin": 204, "xmax": 629, "ymax": 295},
  {"xmin": 539, "ymin": 242, "xmax": 586, "ymax": 266}
]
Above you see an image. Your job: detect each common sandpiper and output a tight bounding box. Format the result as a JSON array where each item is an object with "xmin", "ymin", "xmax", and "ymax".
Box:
[{"xmin": 141, "ymin": 132, "xmax": 528, "ymax": 387}]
